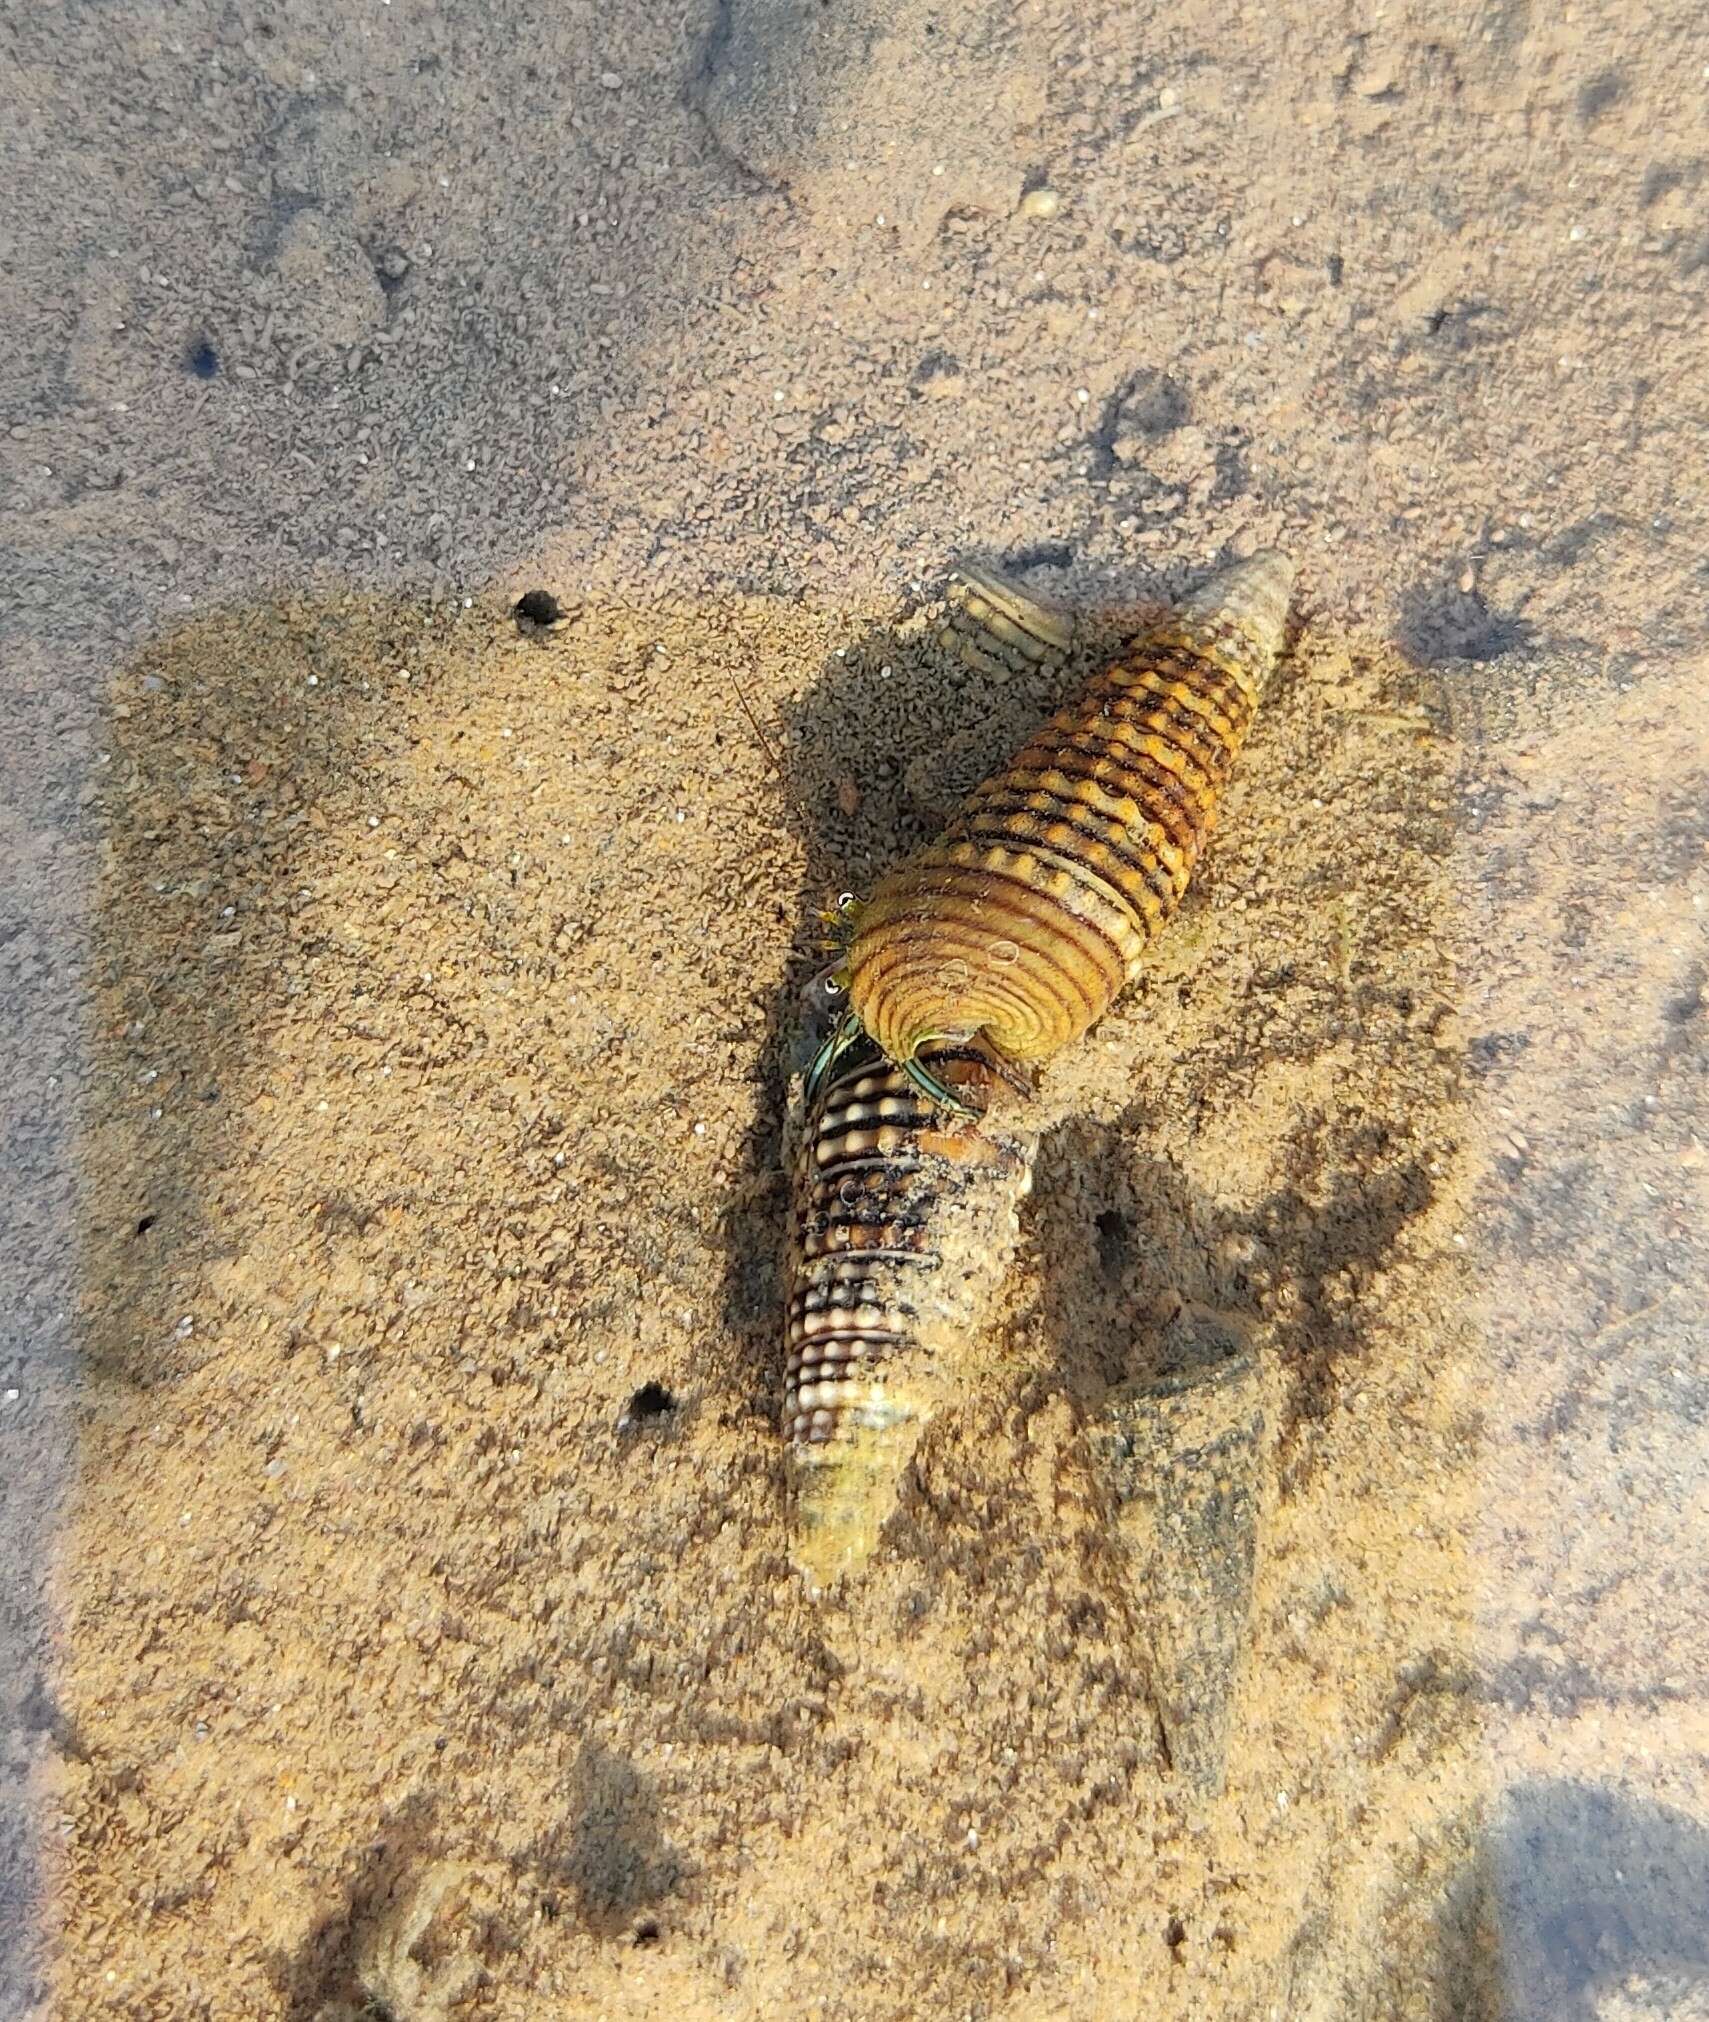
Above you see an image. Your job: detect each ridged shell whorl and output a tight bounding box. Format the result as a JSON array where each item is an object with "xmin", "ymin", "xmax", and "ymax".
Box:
[
  {"xmin": 939, "ymin": 565, "xmax": 1074, "ymax": 679},
  {"xmin": 785, "ymin": 1043, "xmax": 1035, "ymax": 1588},
  {"xmin": 844, "ymin": 550, "xmax": 1295, "ymax": 1068}
]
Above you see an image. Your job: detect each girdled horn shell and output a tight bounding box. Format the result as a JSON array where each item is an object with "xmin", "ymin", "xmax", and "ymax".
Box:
[
  {"xmin": 844, "ymin": 550, "xmax": 1295, "ymax": 1069},
  {"xmin": 784, "ymin": 1041, "xmax": 1035, "ymax": 1588}
]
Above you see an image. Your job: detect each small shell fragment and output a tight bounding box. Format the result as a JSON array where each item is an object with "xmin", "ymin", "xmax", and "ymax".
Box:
[{"xmin": 939, "ymin": 564, "xmax": 1075, "ymax": 680}]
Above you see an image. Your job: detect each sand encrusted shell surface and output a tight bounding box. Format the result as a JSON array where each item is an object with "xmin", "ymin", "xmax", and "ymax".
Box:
[{"xmin": 784, "ymin": 1044, "xmax": 1035, "ymax": 1588}]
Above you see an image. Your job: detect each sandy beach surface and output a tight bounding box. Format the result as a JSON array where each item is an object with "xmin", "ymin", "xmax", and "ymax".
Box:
[{"xmin": 3, "ymin": 1, "xmax": 1707, "ymax": 2016}]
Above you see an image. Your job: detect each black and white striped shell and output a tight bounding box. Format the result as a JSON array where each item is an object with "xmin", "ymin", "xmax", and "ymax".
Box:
[{"xmin": 784, "ymin": 1043, "xmax": 1035, "ymax": 1587}]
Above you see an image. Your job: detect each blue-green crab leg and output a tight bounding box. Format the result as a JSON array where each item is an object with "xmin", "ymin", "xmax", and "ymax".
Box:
[
  {"xmin": 899, "ymin": 1051, "xmax": 979, "ymax": 1118},
  {"xmin": 805, "ymin": 1007, "xmax": 865, "ymax": 1110}
]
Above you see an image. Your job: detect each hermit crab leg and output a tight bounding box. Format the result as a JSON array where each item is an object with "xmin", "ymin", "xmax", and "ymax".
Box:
[
  {"xmin": 804, "ymin": 1005, "xmax": 864, "ymax": 1111},
  {"xmin": 898, "ymin": 1049, "xmax": 979, "ymax": 1117}
]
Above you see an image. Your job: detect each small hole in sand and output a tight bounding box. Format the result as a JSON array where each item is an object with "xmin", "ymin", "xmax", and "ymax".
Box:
[
  {"xmin": 1095, "ymin": 1208, "xmax": 1130, "ymax": 1278},
  {"xmin": 633, "ymin": 1920, "xmax": 661, "ymax": 1947},
  {"xmin": 1165, "ymin": 1917, "xmax": 1187, "ymax": 1951},
  {"xmin": 135, "ymin": 1214, "xmax": 157, "ymax": 1236},
  {"xmin": 620, "ymin": 1382, "xmax": 676, "ymax": 1429},
  {"xmin": 513, "ymin": 589, "xmax": 565, "ymax": 630}
]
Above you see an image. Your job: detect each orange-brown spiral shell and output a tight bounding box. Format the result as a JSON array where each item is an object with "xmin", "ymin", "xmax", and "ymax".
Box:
[{"xmin": 844, "ymin": 551, "xmax": 1295, "ymax": 1068}]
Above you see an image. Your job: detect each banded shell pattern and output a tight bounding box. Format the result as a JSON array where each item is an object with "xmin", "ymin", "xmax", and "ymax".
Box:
[
  {"xmin": 903, "ymin": 567, "xmax": 1077, "ymax": 820},
  {"xmin": 844, "ymin": 550, "xmax": 1295, "ymax": 1070},
  {"xmin": 938, "ymin": 565, "xmax": 1074, "ymax": 681},
  {"xmin": 785, "ymin": 1043, "xmax": 1035, "ymax": 1588}
]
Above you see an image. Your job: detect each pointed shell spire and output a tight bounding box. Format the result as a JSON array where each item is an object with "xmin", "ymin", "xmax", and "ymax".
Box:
[{"xmin": 842, "ymin": 551, "xmax": 1296, "ymax": 1071}]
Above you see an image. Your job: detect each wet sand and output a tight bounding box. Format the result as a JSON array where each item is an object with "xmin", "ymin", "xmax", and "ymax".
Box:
[{"xmin": 3, "ymin": 0, "xmax": 1707, "ymax": 2015}]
